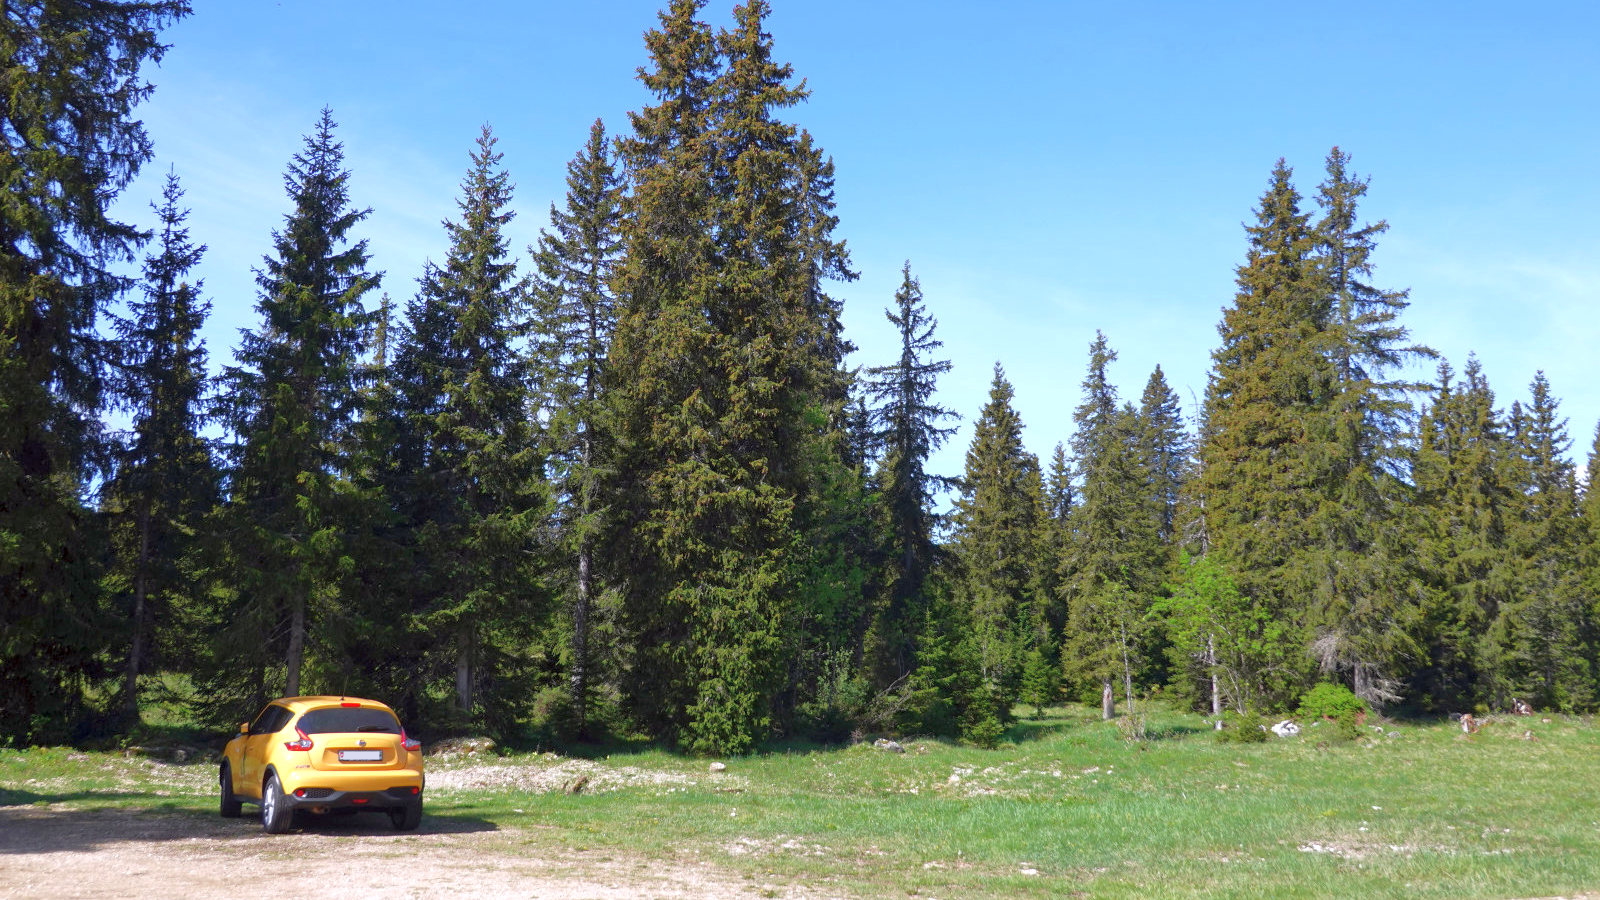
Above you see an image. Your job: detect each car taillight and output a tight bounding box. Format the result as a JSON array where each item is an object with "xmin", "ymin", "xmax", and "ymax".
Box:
[
  {"xmin": 284, "ymin": 726, "xmax": 314, "ymax": 752},
  {"xmin": 340, "ymin": 701, "xmax": 361, "ymax": 707},
  {"xmin": 400, "ymin": 729, "xmax": 421, "ymax": 752}
]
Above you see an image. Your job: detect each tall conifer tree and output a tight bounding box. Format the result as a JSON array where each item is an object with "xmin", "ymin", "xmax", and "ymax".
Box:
[
  {"xmin": 862, "ymin": 263, "xmax": 958, "ymax": 687},
  {"xmin": 400, "ymin": 126, "xmax": 542, "ymax": 729},
  {"xmin": 1408, "ymin": 357, "xmax": 1515, "ymax": 710},
  {"xmin": 951, "ymin": 364, "xmax": 1041, "ymax": 707},
  {"xmin": 216, "ymin": 109, "xmax": 379, "ymax": 703},
  {"xmin": 1585, "ymin": 423, "xmax": 1600, "ymax": 608},
  {"xmin": 608, "ymin": 0, "xmax": 852, "ymax": 752},
  {"xmin": 1302, "ymin": 148, "xmax": 1431, "ymax": 704},
  {"xmin": 1063, "ymin": 333, "xmax": 1163, "ymax": 716},
  {"xmin": 1194, "ymin": 161, "xmax": 1326, "ymax": 704},
  {"xmin": 1138, "ymin": 365, "xmax": 1188, "ymax": 544},
  {"xmin": 1489, "ymin": 374, "xmax": 1594, "ymax": 709},
  {"xmin": 104, "ymin": 173, "xmax": 216, "ymax": 721},
  {"xmin": 0, "ymin": 0, "xmax": 188, "ymax": 744},
  {"xmin": 532, "ymin": 119, "xmax": 625, "ymax": 737}
]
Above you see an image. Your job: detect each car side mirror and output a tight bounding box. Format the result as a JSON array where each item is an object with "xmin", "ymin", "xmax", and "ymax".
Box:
[{"xmin": 239, "ymin": 722, "xmax": 250, "ymax": 734}]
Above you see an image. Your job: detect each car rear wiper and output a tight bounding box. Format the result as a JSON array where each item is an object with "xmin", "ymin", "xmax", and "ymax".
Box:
[{"xmin": 357, "ymin": 725, "xmax": 395, "ymax": 733}]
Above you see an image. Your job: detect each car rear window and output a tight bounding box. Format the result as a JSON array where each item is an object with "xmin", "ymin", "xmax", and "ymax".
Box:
[{"xmin": 296, "ymin": 707, "xmax": 401, "ymax": 735}]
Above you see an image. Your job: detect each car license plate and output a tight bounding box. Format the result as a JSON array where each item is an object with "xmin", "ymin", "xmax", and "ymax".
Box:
[{"xmin": 338, "ymin": 750, "xmax": 382, "ymax": 762}]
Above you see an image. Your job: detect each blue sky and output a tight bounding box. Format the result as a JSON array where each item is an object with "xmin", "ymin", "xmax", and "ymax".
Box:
[{"xmin": 117, "ymin": 1, "xmax": 1600, "ymax": 483}]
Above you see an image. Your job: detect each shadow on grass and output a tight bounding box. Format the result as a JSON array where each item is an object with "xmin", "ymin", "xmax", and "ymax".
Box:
[
  {"xmin": 1007, "ymin": 718, "xmax": 1077, "ymax": 743},
  {"xmin": 1, "ymin": 787, "xmax": 156, "ymax": 807},
  {"xmin": 0, "ymin": 801, "xmax": 497, "ymax": 854},
  {"xmin": 1142, "ymin": 723, "xmax": 1208, "ymax": 741}
]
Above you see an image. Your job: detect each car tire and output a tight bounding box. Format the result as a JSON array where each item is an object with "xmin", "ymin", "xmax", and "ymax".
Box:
[
  {"xmin": 389, "ymin": 799, "xmax": 422, "ymax": 832},
  {"xmin": 219, "ymin": 763, "xmax": 242, "ymax": 818},
  {"xmin": 261, "ymin": 772, "xmax": 293, "ymax": 834}
]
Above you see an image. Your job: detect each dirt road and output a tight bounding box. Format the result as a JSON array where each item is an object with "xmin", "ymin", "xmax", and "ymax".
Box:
[{"xmin": 0, "ymin": 805, "xmax": 836, "ymax": 899}]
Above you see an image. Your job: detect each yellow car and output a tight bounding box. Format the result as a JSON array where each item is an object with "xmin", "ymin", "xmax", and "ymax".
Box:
[{"xmin": 219, "ymin": 696, "xmax": 424, "ymax": 833}]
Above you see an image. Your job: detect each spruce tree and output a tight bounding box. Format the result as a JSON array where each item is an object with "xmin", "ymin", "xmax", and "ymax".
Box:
[
  {"xmin": 862, "ymin": 263, "xmax": 958, "ymax": 687},
  {"xmin": 1585, "ymin": 423, "xmax": 1600, "ymax": 610},
  {"xmin": 1138, "ymin": 365, "xmax": 1188, "ymax": 543},
  {"xmin": 1408, "ymin": 357, "xmax": 1514, "ymax": 710},
  {"xmin": 103, "ymin": 172, "xmax": 216, "ymax": 722},
  {"xmin": 1302, "ymin": 148, "xmax": 1432, "ymax": 705},
  {"xmin": 216, "ymin": 109, "xmax": 379, "ymax": 704},
  {"xmin": 1490, "ymin": 373, "xmax": 1594, "ymax": 709},
  {"xmin": 1062, "ymin": 333, "xmax": 1163, "ymax": 717},
  {"xmin": 0, "ymin": 0, "xmax": 189, "ymax": 744},
  {"xmin": 608, "ymin": 0, "xmax": 721, "ymax": 745},
  {"xmin": 1032, "ymin": 443, "xmax": 1075, "ymax": 643},
  {"xmin": 608, "ymin": 0, "xmax": 853, "ymax": 752},
  {"xmin": 399, "ymin": 126, "xmax": 542, "ymax": 731},
  {"xmin": 1194, "ymin": 160, "xmax": 1331, "ymax": 706},
  {"xmin": 950, "ymin": 364, "xmax": 1042, "ymax": 715},
  {"xmin": 532, "ymin": 119, "xmax": 625, "ymax": 737},
  {"xmin": 1197, "ymin": 161, "xmax": 1325, "ymax": 590}
]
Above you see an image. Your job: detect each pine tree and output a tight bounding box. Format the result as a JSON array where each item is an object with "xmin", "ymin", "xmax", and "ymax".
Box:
[
  {"xmin": 0, "ymin": 0, "xmax": 189, "ymax": 745},
  {"xmin": 216, "ymin": 109, "xmax": 379, "ymax": 704},
  {"xmin": 532, "ymin": 118, "xmax": 625, "ymax": 738},
  {"xmin": 1062, "ymin": 332, "xmax": 1163, "ymax": 717},
  {"xmin": 862, "ymin": 263, "xmax": 958, "ymax": 687},
  {"xmin": 950, "ymin": 364, "xmax": 1041, "ymax": 713},
  {"xmin": 400, "ymin": 126, "xmax": 542, "ymax": 731},
  {"xmin": 103, "ymin": 172, "xmax": 216, "ymax": 722}
]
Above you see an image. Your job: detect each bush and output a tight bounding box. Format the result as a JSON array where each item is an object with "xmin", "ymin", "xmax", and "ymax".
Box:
[
  {"xmin": 1296, "ymin": 682, "xmax": 1366, "ymax": 722},
  {"xmin": 1215, "ymin": 709, "xmax": 1269, "ymax": 743},
  {"xmin": 1296, "ymin": 682, "xmax": 1368, "ymax": 740}
]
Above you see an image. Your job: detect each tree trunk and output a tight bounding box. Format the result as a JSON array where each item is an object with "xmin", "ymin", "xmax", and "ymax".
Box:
[
  {"xmin": 1120, "ymin": 621, "xmax": 1135, "ymax": 715},
  {"xmin": 122, "ymin": 507, "xmax": 152, "ymax": 722},
  {"xmin": 456, "ymin": 634, "xmax": 473, "ymax": 714},
  {"xmin": 572, "ymin": 539, "xmax": 591, "ymax": 737},
  {"xmin": 285, "ymin": 595, "xmax": 305, "ymax": 696},
  {"xmin": 1207, "ymin": 634, "xmax": 1222, "ymax": 727},
  {"xmin": 1101, "ymin": 680, "xmax": 1115, "ymax": 720}
]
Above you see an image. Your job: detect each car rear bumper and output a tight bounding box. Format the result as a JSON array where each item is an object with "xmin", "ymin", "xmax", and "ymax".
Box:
[
  {"xmin": 279, "ymin": 784, "xmax": 423, "ymax": 812},
  {"xmin": 273, "ymin": 766, "xmax": 423, "ymax": 809}
]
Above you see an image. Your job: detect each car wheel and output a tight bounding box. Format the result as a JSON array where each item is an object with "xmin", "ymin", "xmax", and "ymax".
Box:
[
  {"xmin": 389, "ymin": 799, "xmax": 422, "ymax": 832},
  {"xmin": 261, "ymin": 773, "xmax": 293, "ymax": 834},
  {"xmin": 219, "ymin": 763, "xmax": 242, "ymax": 818}
]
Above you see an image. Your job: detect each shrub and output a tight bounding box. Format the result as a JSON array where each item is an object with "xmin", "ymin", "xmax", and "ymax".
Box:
[
  {"xmin": 1215, "ymin": 709, "xmax": 1269, "ymax": 743},
  {"xmin": 1296, "ymin": 682, "xmax": 1368, "ymax": 740},
  {"xmin": 1296, "ymin": 682, "xmax": 1366, "ymax": 722}
]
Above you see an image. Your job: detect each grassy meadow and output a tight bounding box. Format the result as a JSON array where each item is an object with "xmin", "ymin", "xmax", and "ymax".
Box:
[{"xmin": 3, "ymin": 704, "xmax": 1598, "ymax": 899}]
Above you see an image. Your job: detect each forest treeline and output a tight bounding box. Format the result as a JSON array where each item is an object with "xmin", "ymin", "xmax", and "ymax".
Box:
[{"xmin": 5, "ymin": 1, "xmax": 1600, "ymax": 752}]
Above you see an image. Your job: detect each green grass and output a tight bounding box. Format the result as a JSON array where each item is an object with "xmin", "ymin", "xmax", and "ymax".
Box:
[{"xmin": 5, "ymin": 704, "xmax": 1599, "ymax": 898}]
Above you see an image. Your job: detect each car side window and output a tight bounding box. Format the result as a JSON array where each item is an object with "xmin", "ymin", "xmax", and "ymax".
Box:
[
  {"xmin": 250, "ymin": 705, "xmax": 291, "ymax": 735},
  {"xmin": 247, "ymin": 705, "xmax": 275, "ymax": 734}
]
